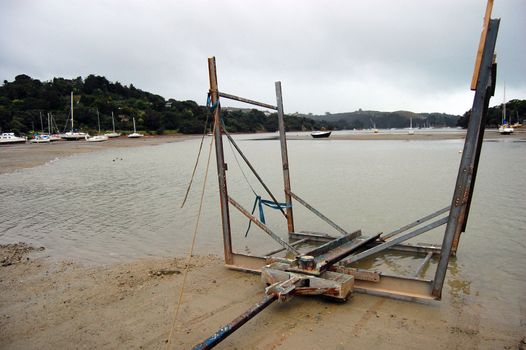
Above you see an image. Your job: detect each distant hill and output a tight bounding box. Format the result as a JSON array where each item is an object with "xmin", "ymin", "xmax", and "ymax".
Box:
[{"xmin": 302, "ymin": 110, "xmax": 460, "ymax": 129}]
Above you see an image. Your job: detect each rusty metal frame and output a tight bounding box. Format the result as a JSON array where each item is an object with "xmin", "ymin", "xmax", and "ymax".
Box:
[{"xmin": 206, "ymin": 14, "xmax": 499, "ymax": 303}]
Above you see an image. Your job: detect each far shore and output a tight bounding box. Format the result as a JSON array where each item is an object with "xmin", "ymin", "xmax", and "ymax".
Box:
[{"xmin": 1, "ymin": 129, "xmax": 525, "ymax": 175}]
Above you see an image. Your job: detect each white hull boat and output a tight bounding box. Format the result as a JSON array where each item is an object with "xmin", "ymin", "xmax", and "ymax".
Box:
[
  {"xmin": 0, "ymin": 133, "xmax": 27, "ymax": 144},
  {"xmin": 105, "ymin": 112, "xmax": 121, "ymax": 138},
  {"xmin": 127, "ymin": 117, "xmax": 143, "ymax": 138},
  {"xmin": 60, "ymin": 92, "xmax": 87, "ymax": 141},
  {"xmin": 86, "ymin": 134, "xmax": 109, "ymax": 142}
]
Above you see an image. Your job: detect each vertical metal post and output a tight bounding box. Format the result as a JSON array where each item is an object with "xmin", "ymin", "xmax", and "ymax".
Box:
[
  {"xmin": 275, "ymin": 81, "xmax": 295, "ymax": 234},
  {"xmin": 208, "ymin": 57, "xmax": 233, "ymax": 265},
  {"xmin": 432, "ymin": 19, "xmax": 499, "ymax": 299}
]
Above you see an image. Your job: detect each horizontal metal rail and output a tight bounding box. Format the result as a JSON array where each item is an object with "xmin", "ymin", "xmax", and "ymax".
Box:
[
  {"xmin": 381, "ymin": 205, "xmax": 450, "ymax": 240},
  {"xmin": 228, "ymin": 196, "xmax": 300, "ymax": 255},
  {"xmin": 288, "ymin": 191, "xmax": 351, "ymax": 236},
  {"xmin": 345, "ymin": 216, "xmax": 448, "ymax": 264},
  {"xmin": 219, "ymin": 91, "xmax": 278, "ymax": 110},
  {"xmin": 192, "ymin": 294, "xmax": 277, "ymax": 350},
  {"xmin": 265, "ymin": 238, "xmax": 308, "ymax": 256}
]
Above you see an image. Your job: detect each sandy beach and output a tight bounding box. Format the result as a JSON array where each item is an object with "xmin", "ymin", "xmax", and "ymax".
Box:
[{"xmin": 1, "ymin": 132, "xmax": 525, "ymax": 349}]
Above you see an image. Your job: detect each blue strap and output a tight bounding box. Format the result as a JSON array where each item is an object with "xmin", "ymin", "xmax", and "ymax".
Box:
[
  {"xmin": 244, "ymin": 195, "xmax": 292, "ymax": 237},
  {"xmin": 207, "ymin": 93, "xmax": 220, "ymax": 113}
]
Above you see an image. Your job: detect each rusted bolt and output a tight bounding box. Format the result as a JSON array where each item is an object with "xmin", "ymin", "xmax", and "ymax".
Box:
[{"xmin": 298, "ymin": 255, "xmax": 316, "ymax": 271}]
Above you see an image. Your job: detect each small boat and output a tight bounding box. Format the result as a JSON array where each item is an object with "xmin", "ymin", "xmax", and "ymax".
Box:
[
  {"xmin": 86, "ymin": 134, "xmax": 108, "ymax": 142},
  {"xmin": 0, "ymin": 132, "xmax": 27, "ymax": 144},
  {"xmin": 499, "ymin": 86, "xmax": 514, "ymax": 135},
  {"xmin": 86, "ymin": 109, "xmax": 109, "ymax": 142},
  {"xmin": 370, "ymin": 118, "xmax": 379, "ymax": 133},
  {"xmin": 60, "ymin": 92, "xmax": 88, "ymax": 140},
  {"xmin": 30, "ymin": 134, "xmax": 51, "ymax": 143},
  {"xmin": 105, "ymin": 112, "xmax": 121, "ymax": 138},
  {"xmin": 127, "ymin": 117, "xmax": 143, "ymax": 138},
  {"xmin": 311, "ymin": 130, "xmax": 332, "ymax": 138}
]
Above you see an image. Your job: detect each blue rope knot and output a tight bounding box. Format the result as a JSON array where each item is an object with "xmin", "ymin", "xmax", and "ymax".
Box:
[{"xmin": 245, "ymin": 195, "xmax": 292, "ymax": 237}]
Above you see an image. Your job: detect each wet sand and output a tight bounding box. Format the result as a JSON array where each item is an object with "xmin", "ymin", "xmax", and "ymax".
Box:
[
  {"xmin": 1, "ymin": 132, "xmax": 525, "ymax": 349},
  {"xmin": 1, "ymin": 245, "xmax": 524, "ymax": 349}
]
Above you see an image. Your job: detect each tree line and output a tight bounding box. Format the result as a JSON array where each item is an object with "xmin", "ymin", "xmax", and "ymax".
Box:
[{"xmin": 0, "ymin": 74, "xmax": 323, "ymax": 135}]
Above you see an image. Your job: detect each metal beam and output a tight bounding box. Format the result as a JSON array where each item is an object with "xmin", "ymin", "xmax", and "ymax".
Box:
[
  {"xmin": 288, "ymin": 191, "xmax": 350, "ymax": 236},
  {"xmin": 222, "ymin": 127, "xmax": 287, "ymax": 218},
  {"xmin": 208, "ymin": 57, "xmax": 234, "ymax": 265},
  {"xmin": 276, "ymin": 82, "xmax": 295, "ymax": 233},
  {"xmin": 265, "ymin": 238, "xmax": 308, "ymax": 256},
  {"xmin": 219, "ymin": 91, "xmax": 277, "ymax": 110},
  {"xmin": 228, "ymin": 196, "xmax": 301, "ymax": 255},
  {"xmin": 381, "ymin": 205, "xmax": 450, "ymax": 240},
  {"xmin": 192, "ymin": 294, "xmax": 277, "ymax": 350},
  {"xmin": 414, "ymin": 252, "xmax": 434, "ymax": 277},
  {"xmin": 432, "ymin": 18, "xmax": 500, "ymax": 298},
  {"xmin": 345, "ymin": 216, "xmax": 448, "ymax": 264}
]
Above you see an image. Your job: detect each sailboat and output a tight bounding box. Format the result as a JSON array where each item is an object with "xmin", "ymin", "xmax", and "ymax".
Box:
[
  {"xmin": 370, "ymin": 118, "xmax": 379, "ymax": 133},
  {"xmin": 60, "ymin": 92, "xmax": 88, "ymax": 140},
  {"xmin": 408, "ymin": 117, "xmax": 415, "ymax": 135},
  {"xmin": 30, "ymin": 112, "xmax": 50, "ymax": 143},
  {"xmin": 104, "ymin": 111, "xmax": 121, "ymax": 138},
  {"xmin": 48, "ymin": 113, "xmax": 62, "ymax": 141},
  {"xmin": 498, "ymin": 86, "xmax": 514, "ymax": 135},
  {"xmin": 127, "ymin": 117, "xmax": 143, "ymax": 138},
  {"xmin": 86, "ymin": 109, "xmax": 109, "ymax": 142}
]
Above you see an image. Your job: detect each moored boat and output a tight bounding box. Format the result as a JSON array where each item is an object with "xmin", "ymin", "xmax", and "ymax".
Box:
[
  {"xmin": 127, "ymin": 117, "xmax": 143, "ymax": 138},
  {"xmin": 60, "ymin": 92, "xmax": 88, "ymax": 140},
  {"xmin": 105, "ymin": 112, "xmax": 121, "ymax": 138},
  {"xmin": 0, "ymin": 132, "xmax": 27, "ymax": 144},
  {"xmin": 310, "ymin": 130, "xmax": 332, "ymax": 138}
]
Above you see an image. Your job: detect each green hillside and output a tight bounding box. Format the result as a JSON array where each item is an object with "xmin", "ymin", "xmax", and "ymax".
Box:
[{"xmin": 0, "ymin": 74, "xmax": 322, "ymax": 135}]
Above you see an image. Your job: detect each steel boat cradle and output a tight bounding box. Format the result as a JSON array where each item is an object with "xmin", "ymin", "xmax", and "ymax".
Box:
[{"xmin": 191, "ymin": 3, "xmax": 501, "ymax": 348}]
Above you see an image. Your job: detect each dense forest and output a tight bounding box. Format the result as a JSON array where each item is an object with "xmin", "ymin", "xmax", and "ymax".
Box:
[
  {"xmin": 1, "ymin": 74, "xmax": 523, "ymax": 135},
  {"xmin": 456, "ymin": 99, "xmax": 526, "ymax": 128},
  {"xmin": 0, "ymin": 74, "xmax": 323, "ymax": 135}
]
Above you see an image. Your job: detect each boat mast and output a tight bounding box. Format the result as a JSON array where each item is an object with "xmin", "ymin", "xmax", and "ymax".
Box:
[
  {"xmin": 97, "ymin": 109, "xmax": 101, "ymax": 134},
  {"xmin": 502, "ymin": 85, "xmax": 506, "ymax": 124},
  {"xmin": 39, "ymin": 111, "xmax": 44, "ymax": 134},
  {"xmin": 70, "ymin": 91, "xmax": 74, "ymax": 131},
  {"xmin": 133, "ymin": 117, "xmax": 136, "ymax": 133},
  {"xmin": 112, "ymin": 111, "xmax": 116, "ymax": 133}
]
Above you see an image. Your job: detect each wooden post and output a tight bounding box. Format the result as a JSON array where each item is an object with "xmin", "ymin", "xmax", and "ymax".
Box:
[
  {"xmin": 208, "ymin": 57, "xmax": 233, "ymax": 265},
  {"xmin": 275, "ymin": 81, "xmax": 295, "ymax": 234},
  {"xmin": 471, "ymin": 0, "xmax": 494, "ymax": 90}
]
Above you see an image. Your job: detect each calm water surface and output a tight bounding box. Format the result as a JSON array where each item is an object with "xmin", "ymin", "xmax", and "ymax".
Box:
[{"xmin": 1, "ymin": 133, "xmax": 525, "ymax": 336}]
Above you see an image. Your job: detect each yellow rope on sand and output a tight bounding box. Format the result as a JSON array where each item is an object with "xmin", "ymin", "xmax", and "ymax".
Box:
[{"xmin": 166, "ymin": 124, "xmax": 215, "ymax": 349}]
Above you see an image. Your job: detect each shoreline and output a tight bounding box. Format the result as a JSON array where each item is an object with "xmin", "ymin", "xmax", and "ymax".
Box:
[{"xmin": 0, "ymin": 134, "xmax": 196, "ymax": 175}]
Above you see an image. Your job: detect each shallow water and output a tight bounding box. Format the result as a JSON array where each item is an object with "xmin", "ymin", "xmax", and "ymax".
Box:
[{"xmin": 1, "ymin": 133, "xmax": 525, "ymax": 335}]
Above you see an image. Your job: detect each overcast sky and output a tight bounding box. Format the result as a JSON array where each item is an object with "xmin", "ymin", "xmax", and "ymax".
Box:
[{"xmin": 1, "ymin": 0, "xmax": 524, "ymax": 115}]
